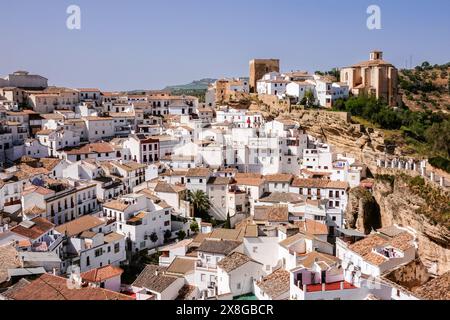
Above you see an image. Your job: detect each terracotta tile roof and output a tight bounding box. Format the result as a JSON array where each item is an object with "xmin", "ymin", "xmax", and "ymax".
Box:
[
  {"xmin": 209, "ymin": 228, "xmax": 244, "ymax": 241},
  {"xmin": 291, "ymin": 178, "xmax": 349, "ymax": 189},
  {"xmin": 364, "ymin": 252, "xmax": 388, "ymax": 266},
  {"xmin": 22, "ymin": 185, "xmax": 54, "ymax": 196},
  {"xmin": 298, "ymin": 251, "xmax": 340, "ymax": 269},
  {"xmin": 413, "ymin": 272, "xmax": 450, "ymax": 300},
  {"xmin": 197, "ymin": 239, "xmax": 241, "ymax": 255},
  {"xmin": 64, "ymin": 143, "xmax": 114, "ymax": 155},
  {"xmin": 294, "ymin": 219, "xmax": 328, "ymax": 236},
  {"xmin": 256, "ymin": 269, "xmax": 290, "ymax": 299},
  {"xmin": 388, "ymin": 232, "xmax": 415, "ymax": 251},
  {"xmin": 207, "ymin": 177, "xmax": 234, "ymax": 185},
  {"xmin": 186, "ymin": 168, "xmax": 211, "ymax": 177},
  {"xmin": 10, "ymin": 217, "xmax": 54, "ymax": 241},
  {"xmin": 217, "ymin": 252, "xmax": 261, "ymax": 273},
  {"xmin": 84, "ymin": 116, "xmax": 113, "ymax": 121},
  {"xmin": 78, "ymin": 88, "xmax": 100, "ymax": 92},
  {"xmin": 55, "ymin": 215, "xmax": 105, "ymax": 237},
  {"xmin": 279, "ymin": 233, "xmax": 307, "ymax": 249},
  {"xmin": 6, "ymin": 274, "xmax": 132, "ymax": 300},
  {"xmin": 104, "ymin": 232, "xmax": 125, "ymax": 243},
  {"xmin": 254, "ymin": 206, "xmax": 289, "ymax": 222},
  {"xmin": 81, "ymin": 265, "xmax": 124, "ymax": 283},
  {"xmin": 113, "ymin": 161, "xmax": 147, "ymax": 172},
  {"xmin": 102, "ymin": 199, "xmax": 130, "ymax": 212},
  {"xmin": 36, "ymin": 129, "xmax": 54, "ymax": 135},
  {"xmin": 155, "ymin": 181, "xmax": 186, "ymax": 193},
  {"xmin": 265, "ymin": 174, "xmax": 294, "ymax": 183},
  {"xmin": 348, "ymin": 234, "xmax": 388, "ymax": 257},
  {"xmin": 259, "ymin": 192, "xmax": 304, "ymax": 204},
  {"xmin": 166, "ymin": 257, "xmax": 196, "ymax": 276},
  {"xmin": 176, "ymin": 284, "xmax": 197, "ymax": 300},
  {"xmin": 132, "ymin": 265, "xmax": 178, "ymax": 293},
  {"xmin": 40, "ymin": 158, "xmax": 63, "ymax": 171},
  {"xmin": 235, "ymin": 176, "xmax": 265, "ymax": 187}
]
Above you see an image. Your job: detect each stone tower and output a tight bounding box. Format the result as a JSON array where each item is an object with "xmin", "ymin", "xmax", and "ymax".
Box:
[{"xmin": 249, "ymin": 59, "xmax": 280, "ymax": 93}]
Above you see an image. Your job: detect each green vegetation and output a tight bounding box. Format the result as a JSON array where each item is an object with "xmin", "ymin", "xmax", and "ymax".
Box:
[
  {"xmin": 169, "ymin": 88, "xmax": 206, "ymax": 103},
  {"xmin": 315, "ymin": 68, "xmax": 340, "ymax": 82},
  {"xmin": 333, "ymin": 94, "xmax": 450, "ymax": 170},
  {"xmin": 176, "ymin": 230, "xmax": 186, "ymax": 241},
  {"xmin": 429, "ymin": 157, "xmax": 450, "ymax": 173},
  {"xmin": 190, "ymin": 220, "xmax": 199, "ymax": 233},
  {"xmin": 375, "ymin": 174, "xmax": 396, "ymax": 188},
  {"xmin": 164, "ymin": 230, "xmax": 172, "ymax": 242},
  {"xmin": 149, "ymin": 232, "xmax": 158, "ymax": 244},
  {"xmin": 375, "ymin": 174, "xmax": 450, "ymax": 229},
  {"xmin": 401, "ymin": 174, "xmax": 450, "ymax": 229},
  {"xmin": 188, "ymin": 190, "xmax": 212, "ymax": 221},
  {"xmin": 224, "ymin": 212, "xmax": 231, "ymax": 229}
]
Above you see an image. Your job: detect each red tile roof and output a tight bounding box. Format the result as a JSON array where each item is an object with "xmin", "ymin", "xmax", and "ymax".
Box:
[
  {"xmin": 6, "ymin": 274, "xmax": 132, "ymax": 300},
  {"xmin": 81, "ymin": 265, "xmax": 124, "ymax": 283}
]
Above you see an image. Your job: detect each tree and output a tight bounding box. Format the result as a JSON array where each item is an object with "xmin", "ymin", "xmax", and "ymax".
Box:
[
  {"xmin": 188, "ymin": 190, "xmax": 211, "ymax": 218},
  {"xmin": 224, "ymin": 212, "xmax": 231, "ymax": 229},
  {"xmin": 425, "ymin": 120, "xmax": 450, "ymax": 158},
  {"xmin": 190, "ymin": 221, "xmax": 199, "ymax": 233},
  {"xmin": 149, "ymin": 232, "xmax": 158, "ymax": 244},
  {"xmin": 176, "ymin": 230, "xmax": 186, "ymax": 241},
  {"xmin": 164, "ymin": 230, "xmax": 172, "ymax": 242},
  {"xmin": 304, "ymin": 89, "xmax": 315, "ymax": 108}
]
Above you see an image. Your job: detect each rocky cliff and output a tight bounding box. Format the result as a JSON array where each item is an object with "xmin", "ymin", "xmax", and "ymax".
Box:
[
  {"xmin": 285, "ymin": 110, "xmax": 407, "ymax": 173},
  {"xmin": 350, "ymin": 174, "xmax": 450, "ymax": 276},
  {"xmin": 284, "ymin": 110, "xmax": 450, "ymax": 275},
  {"xmin": 346, "ymin": 187, "xmax": 382, "ymax": 234}
]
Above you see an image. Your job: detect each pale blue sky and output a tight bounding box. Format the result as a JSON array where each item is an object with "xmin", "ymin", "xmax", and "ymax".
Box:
[{"xmin": 1, "ymin": 0, "xmax": 449, "ymax": 91}]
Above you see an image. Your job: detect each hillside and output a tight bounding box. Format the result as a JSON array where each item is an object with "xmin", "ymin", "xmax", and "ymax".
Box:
[
  {"xmin": 399, "ymin": 62, "xmax": 450, "ymax": 113},
  {"xmin": 164, "ymin": 78, "xmax": 216, "ymax": 91}
]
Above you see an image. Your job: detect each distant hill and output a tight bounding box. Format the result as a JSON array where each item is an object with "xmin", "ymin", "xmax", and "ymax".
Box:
[
  {"xmin": 164, "ymin": 78, "xmax": 216, "ymax": 91},
  {"xmin": 400, "ymin": 62, "xmax": 450, "ymax": 113}
]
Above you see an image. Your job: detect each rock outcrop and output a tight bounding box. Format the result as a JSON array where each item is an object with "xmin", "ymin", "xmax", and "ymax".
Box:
[
  {"xmin": 281, "ymin": 110, "xmax": 450, "ymax": 275},
  {"xmin": 372, "ymin": 175, "xmax": 450, "ymax": 276},
  {"xmin": 286, "ymin": 110, "xmax": 407, "ymax": 174},
  {"xmin": 346, "ymin": 187, "xmax": 382, "ymax": 234}
]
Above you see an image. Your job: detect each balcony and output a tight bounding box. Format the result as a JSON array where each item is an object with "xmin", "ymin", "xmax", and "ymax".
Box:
[{"xmin": 196, "ymin": 261, "xmax": 216, "ymax": 271}]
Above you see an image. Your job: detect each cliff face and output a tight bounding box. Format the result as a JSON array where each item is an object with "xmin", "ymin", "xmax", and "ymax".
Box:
[
  {"xmin": 285, "ymin": 110, "xmax": 450, "ymax": 275},
  {"xmin": 287, "ymin": 110, "xmax": 404, "ymax": 173},
  {"xmin": 346, "ymin": 187, "xmax": 382, "ymax": 234},
  {"xmin": 372, "ymin": 176, "xmax": 450, "ymax": 276}
]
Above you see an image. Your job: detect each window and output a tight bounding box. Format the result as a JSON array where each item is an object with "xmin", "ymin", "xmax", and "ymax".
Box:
[
  {"xmin": 237, "ymin": 283, "xmax": 241, "ymax": 290},
  {"xmin": 95, "ymin": 249, "xmax": 103, "ymax": 257},
  {"xmin": 114, "ymin": 243, "xmax": 120, "ymax": 253},
  {"xmin": 86, "ymin": 256, "xmax": 90, "ymax": 266},
  {"xmin": 201, "ymin": 274, "xmax": 206, "ymax": 282},
  {"xmin": 253, "ymin": 246, "xmax": 258, "ymax": 253}
]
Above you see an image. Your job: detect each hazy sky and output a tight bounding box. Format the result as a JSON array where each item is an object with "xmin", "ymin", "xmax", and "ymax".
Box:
[{"xmin": 1, "ymin": 0, "xmax": 449, "ymax": 91}]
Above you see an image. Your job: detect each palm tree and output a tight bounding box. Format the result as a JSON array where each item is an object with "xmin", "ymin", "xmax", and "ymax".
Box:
[{"xmin": 188, "ymin": 190, "xmax": 211, "ymax": 218}]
